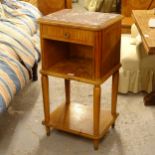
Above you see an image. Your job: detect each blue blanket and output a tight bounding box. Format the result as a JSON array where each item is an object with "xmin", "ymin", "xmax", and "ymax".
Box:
[{"xmin": 0, "ymin": 0, "xmax": 41, "ymax": 113}]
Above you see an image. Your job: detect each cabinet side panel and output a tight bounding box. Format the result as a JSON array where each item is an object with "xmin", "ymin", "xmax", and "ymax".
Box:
[{"xmin": 101, "ymin": 21, "xmax": 121, "ymax": 77}]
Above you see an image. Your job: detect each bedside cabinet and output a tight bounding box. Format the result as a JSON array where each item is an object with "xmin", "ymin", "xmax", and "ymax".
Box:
[{"xmin": 38, "ymin": 9, "xmax": 122, "ymax": 150}]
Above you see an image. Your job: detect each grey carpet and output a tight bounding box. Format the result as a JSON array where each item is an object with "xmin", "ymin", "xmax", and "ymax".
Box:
[
  {"xmin": 0, "ymin": 65, "xmax": 155, "ymax": 155},
  {"xmin": 1, "ymin": 2, "xmax": 155, "ymax": 155}
]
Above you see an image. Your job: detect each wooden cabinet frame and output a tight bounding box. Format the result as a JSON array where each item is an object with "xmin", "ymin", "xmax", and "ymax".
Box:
[{"xmin": 39, "ymin": 9, "xmax": 122, "ymax": 150}]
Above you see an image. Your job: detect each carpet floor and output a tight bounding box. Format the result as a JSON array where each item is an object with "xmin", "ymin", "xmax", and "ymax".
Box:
[
  {"xmin": 0, "ymin": 64, "xmax": 155, "ymax": 155},
  {"xmin": 1, "ymin": 2, "xmax": 155, "ymax": 155}
]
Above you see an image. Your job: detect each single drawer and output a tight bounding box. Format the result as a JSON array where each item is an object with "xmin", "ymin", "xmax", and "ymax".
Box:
[{"xmin": 42, "ymin": 25, "xmax": 94, "ymax": 46}]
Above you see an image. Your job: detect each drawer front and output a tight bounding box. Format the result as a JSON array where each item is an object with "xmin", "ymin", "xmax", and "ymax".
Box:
[{"xmin": 42, "ymin": 25, "xmax": 94, "ymax": 45}]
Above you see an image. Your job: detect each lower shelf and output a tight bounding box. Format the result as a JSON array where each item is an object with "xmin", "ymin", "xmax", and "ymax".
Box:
[{"xmin": 48, "ymin": 102, "xmax": 118, "ymax": 139}]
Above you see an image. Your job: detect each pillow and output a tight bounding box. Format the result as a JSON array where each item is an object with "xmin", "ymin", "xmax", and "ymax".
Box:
[
  {"xmin": 88, "ymin": 0, "xmax": 98, "ymax": 11},
  {"xmin": 85, "ymin": 0, "xmax": 105, "ymax": 12},
  {"xmin": 101, "ymin": 0, "xmax": 114, "ymax": 12},
  {"xmin": 85, "ymin": 0, "xmax": 115, "ymax": 12},
  {"xmin": 84, "ymin": 0, "xmax": 91, "ymax": 9}
]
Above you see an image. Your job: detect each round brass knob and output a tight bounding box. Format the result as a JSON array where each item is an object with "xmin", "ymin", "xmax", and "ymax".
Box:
[{"xmin": 64, "ymin": 32, "xmax": 70, "ymax": 39}]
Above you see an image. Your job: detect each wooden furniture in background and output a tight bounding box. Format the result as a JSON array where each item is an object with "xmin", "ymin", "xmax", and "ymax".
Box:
[
  {"xmin": 37, "ymin": 0, "xmax": 72, "ymax": 15},
  {"xmin": 121, "ymin": 0, "xmax": 155, "ymax": 33},
  {"xmin": 39, "ymin": 9, "xmax": 122, "ymax": 150},
  {"xmin": 132, "ymin": 10, "xmax": 155, "ymax": 54},
  {"xmin": 132, "ymin": 10, "xmax": 155, "ymax": 105}
]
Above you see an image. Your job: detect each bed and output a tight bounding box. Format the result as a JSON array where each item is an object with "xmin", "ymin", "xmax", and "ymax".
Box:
[{"xmin": 0, "ymin": 0, "xmax": 41, "ymax": 113}]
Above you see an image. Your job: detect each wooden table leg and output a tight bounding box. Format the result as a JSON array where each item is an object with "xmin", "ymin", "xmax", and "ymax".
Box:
[
  {"xmin": 111, "ymin": 71, "xmax": 119, "ymax": 128},
  {"xmin": 65, "ymin": 79, "xmax": 70, "ymax": 105},
  {"xmin": 93, "ymin": 85, "xmax": 101, "ymax": 150},
  {"xmin": 41, "ymin": 74, "xmax": 50, "ymax": 136}
]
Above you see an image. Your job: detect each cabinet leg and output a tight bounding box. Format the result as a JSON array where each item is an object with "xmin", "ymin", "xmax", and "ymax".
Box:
[
  {"xmin": 41, "ymin": 75, "xmax": 50, "ymax": 135},
  {"xmin": 46, "ymin": 126, "xmax": 51, "ymax": 136},
  {"xmin": 93, "ymin": 139, "xmax": 100, "ymax": 150},
  {"xmin": 65, "ymin": 79, "xmax": 70, "ymax": 105},
  {"xmin": 111, "ymin": 71, "xmax": 119, "ymax": 127},
  {"xmin": 93, "ymin": 85, "xmax": 101, "ymax": 149},
  {"xmin": 112, "ymin": 123, "xmax": 115, "ymax": 128},
  {"xmin": 66, "ymin": 0, "xmax": 72, "ymax": 9}
]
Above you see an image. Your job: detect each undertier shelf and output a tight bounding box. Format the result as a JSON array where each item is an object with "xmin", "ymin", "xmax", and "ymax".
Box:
[{"xmin": 48, "ymin": 102, "xmax": 117, "ymax": 139}]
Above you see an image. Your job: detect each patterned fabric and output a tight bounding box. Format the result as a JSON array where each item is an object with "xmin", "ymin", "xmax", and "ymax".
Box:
[{"xmin": 0, "ymin": 0, "xmax": 41, "ymax": 113}]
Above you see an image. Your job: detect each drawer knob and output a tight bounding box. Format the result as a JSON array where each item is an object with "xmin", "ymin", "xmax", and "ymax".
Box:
[{"xmin": 64, "ymin": 32, "xmax": 70, "ymax": 39}]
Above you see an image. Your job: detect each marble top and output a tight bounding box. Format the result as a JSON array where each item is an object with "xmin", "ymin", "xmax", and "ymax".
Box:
[{"xmin": 39, "ymin": 9, "xmax": 122, "ymax": 30}]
